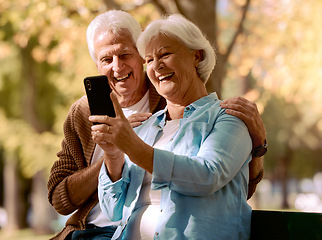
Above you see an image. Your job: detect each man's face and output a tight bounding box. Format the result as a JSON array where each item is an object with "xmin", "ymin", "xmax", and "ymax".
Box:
[{"xmin": 94, "ymin": 30, "xmax": 146, "ymax": 106}]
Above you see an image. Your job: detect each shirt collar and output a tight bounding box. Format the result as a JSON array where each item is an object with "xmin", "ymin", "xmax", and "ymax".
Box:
[
  {"xmin": 183, "ymin": 92, "xmax": 219, "ymax": 118},
  {"xmin": 190, "ymin": 92, "xmax": 218, "ymax": 109},
  {"xmin": 154, "ymin": 92, "xmax": 219, "ymax": 122}
]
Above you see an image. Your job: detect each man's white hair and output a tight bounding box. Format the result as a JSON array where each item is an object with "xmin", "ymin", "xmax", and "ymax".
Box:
[{"xmin": 86, "ymin": 10, "xmax": 142, "ymax": 63}]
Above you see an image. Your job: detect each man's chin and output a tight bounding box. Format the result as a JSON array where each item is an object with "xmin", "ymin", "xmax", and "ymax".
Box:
[{"xmin": 113, "ymin": 87, "xmax": 131, "ymax": 96}]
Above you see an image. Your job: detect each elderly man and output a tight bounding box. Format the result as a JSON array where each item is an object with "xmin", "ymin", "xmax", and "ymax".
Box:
[{"xmin": 47, "ymin": 10, "xmax": 266, "ymax": 240}]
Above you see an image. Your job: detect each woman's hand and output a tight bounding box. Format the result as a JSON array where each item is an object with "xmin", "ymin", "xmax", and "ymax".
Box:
[
  {"xmin": 90, "ymin": 93, "xmax": 140, "ymax": 153},
  {"xmin": 89, "ymin": 92, "xmax": 136, "ymax": 181},
  {"xmin": 90, "ymin": 92, "xmax": 154, "ymax": 173}
]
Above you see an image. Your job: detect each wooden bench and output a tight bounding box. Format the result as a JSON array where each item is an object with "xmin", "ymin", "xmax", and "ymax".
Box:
[{"xmin": 250, "ymin": 210, "xmax": 322, "ymax": 240}]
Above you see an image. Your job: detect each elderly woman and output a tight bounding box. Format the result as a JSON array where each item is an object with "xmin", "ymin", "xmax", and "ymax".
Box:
[{"xmin": 90, "ymin": 14, "xmax": 252, "ymax": 240}]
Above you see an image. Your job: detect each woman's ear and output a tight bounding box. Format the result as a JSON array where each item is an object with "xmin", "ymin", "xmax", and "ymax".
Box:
[{"xmin": 194, "ymin": 50, "xmax": 203, "ymax": 66}]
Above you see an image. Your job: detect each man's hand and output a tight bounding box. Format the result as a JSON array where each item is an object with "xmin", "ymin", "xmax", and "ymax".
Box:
[
  {"xmin": 220, "ymin": 96, "xmax": 266, "ymax": 149},
  {"xmin": 127, "ymin": 112, "xmax": 152, "ymax": 128}
]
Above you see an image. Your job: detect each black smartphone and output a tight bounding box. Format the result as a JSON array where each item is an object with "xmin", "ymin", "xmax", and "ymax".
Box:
[{"xmin": 84, "ymin": 75, "xmax": 116, "ymax": 123}]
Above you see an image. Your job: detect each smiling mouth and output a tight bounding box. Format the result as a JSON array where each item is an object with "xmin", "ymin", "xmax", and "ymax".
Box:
[
  {"xmin": 158, "ymin": 73, "xmax": 174, "ymax": 82},
  {"xmin": 115, "ymin": 73, "xmax": 131, "ymax": 82}
]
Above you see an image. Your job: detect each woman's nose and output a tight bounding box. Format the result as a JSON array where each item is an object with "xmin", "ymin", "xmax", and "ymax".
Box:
[{"xmin": 153, "ymin": 59, "xmax": 164, "ymax": 71}]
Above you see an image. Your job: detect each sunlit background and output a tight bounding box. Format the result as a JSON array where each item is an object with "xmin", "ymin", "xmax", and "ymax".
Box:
[{"xmin": 0, "ymin": 0, "xmax": 321, "ymax": 239}]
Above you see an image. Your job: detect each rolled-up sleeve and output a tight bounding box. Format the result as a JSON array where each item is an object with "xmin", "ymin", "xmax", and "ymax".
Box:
[{"xmin": 98, "ymin": 161, "xmax": 130, "ymax": 221}]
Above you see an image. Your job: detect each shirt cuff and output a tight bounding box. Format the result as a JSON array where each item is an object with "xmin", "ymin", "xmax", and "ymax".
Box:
[
  {"xmin": 98, "ymin": 161, "xmax": 130, "ymax": 195},
  {"xmin": 151, "ymin": 148, "xmax": 175, "ymax": 190}
]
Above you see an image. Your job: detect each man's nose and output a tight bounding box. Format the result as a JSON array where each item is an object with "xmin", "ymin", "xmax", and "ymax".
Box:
[{"xmin": 112, "ymin": 56, "xmax": 123, "ymax": 72}]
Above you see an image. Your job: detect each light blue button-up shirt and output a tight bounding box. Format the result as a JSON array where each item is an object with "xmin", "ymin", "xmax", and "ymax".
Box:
[{"xmin": 98, "ymin": 93, "xmax": 252, "ymax": 240}]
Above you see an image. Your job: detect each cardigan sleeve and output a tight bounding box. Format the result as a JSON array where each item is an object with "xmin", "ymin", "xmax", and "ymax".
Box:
[{"xmin": 47, "ymin": 97, "xmax": 91, "ymax": 215}]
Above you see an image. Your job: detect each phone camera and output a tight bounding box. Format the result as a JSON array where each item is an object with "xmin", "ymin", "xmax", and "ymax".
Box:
[{"xmin": 85, "ymin": 80, "xmax": 92, "ymax": 90}]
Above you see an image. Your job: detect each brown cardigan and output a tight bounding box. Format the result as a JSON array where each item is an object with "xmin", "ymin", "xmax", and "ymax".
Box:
[{"xmin": 47, "ymin": 81, "xmax": 261, "ymax": 240}]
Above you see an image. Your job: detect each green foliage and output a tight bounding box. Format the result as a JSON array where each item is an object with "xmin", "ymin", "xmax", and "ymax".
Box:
[
  {"xmin": 0, "ymin": 0, "xmax": 99, "ymax": 177},
  {"xmin": 222, "ymin": 0, "xmax": 322, "ymax": 180},
  {"xmin": 249, "ymin": 89, "xmax": 322, "ymax": 177}
]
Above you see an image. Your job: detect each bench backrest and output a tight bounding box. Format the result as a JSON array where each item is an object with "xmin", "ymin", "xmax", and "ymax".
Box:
[{"xmin": 250, "ymin": 210, "xmax": 322, "ymax": 240}]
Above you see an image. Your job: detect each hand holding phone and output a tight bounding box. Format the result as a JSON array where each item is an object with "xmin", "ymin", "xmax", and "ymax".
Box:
[{"xmin": 84, "ymin": 75, "xmax": 116, "ymax": 123}]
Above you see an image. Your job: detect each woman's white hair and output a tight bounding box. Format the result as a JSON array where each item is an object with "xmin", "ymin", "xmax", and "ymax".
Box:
[
  {"xmin": 137, "ymin": 14, "xmax": 216, "ymax": 83},
  {"xmin": 86, "ymin": 10, "xmax": 142, "ymax": 63}
]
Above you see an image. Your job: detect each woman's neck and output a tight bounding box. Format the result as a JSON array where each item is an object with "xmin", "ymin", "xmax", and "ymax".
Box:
[{"xmin": 166, "ymin": 84, "xmax": 208, "ymax": 120}]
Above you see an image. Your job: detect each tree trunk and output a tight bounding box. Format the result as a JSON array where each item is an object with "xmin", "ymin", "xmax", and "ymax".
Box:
[
  {"xmin": 3, "ymin": 153, "xmax": 29, "ymax": 232},
  {"xmin": 20, "ymin": 44, "xmax": 57, "ymax": 234},
  {"xmin": 30, "ymin": 171, "xmax": 57, "ymax": 234},
  {"xmin": 278, "ymin": 146, "xmax": 292, "ymax": 209}
]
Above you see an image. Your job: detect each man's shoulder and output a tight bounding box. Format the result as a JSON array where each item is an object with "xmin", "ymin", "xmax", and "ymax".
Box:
[
  {"xmin": 70, "ymin": 95, "xmax": 90, "ymax": 116},
  {"xmin": 64, "ymin": 95, "xmax": 91, "ymax": 132}
]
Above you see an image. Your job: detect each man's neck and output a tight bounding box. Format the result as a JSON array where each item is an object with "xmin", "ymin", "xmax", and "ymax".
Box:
[{"xmin": 117, "ymin": 83, "xmax": 149, "ymax": 108}]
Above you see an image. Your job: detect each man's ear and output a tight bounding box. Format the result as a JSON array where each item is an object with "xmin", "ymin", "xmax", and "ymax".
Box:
[{"xmin": 194, "ymin": 49, "xmax": 203, "ymax": 66}]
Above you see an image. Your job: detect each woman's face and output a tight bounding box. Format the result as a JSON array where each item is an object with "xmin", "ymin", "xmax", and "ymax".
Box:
[{"xmin": 145, "ymin": 34, "xmax": 200, "ymax": 102}]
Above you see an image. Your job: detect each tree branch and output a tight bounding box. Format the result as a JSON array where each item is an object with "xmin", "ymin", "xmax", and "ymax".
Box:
[
  {"xmin": 173, "ymin": 0, "xmax": 187, "ymax": 16},
  {"xmin": 102, "ymin": 0, "xmax": 122, "ymax": 10},
  {"xmin": 213, "ymin": 0, "xmax": 219, "ymax": 50},
  {"xmin": 150, "ymin": 0, "xmax": 168, "ymax": 15},
  {"xmin": 223, "ymin": 0, "xmax": 251, "ymax": 64}
]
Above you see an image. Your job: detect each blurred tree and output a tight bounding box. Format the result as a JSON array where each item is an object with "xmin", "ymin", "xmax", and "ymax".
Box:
[
  {"xmin": 223, "ymin": 0, "xmax": 322, "ymax": 208},
  {"xmin": 0, "ymin": 0, "xmax": 321, "ymax": 234},
  {"xmin": 0, "ymin": 0, "xmax": 99, "ymax": 233}
]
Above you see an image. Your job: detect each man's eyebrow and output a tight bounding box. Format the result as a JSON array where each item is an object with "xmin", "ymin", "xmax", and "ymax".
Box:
[
  {"xmin": 98, "ymin": 53, "xmax": 110, "ymax": 59},
  {"xmin": 121, "ymin": 47, "xmax": 130, "ymax": 52},
  {"xmin": 121, "ymin": 46, "xmax": 137, "ymax": 53}
]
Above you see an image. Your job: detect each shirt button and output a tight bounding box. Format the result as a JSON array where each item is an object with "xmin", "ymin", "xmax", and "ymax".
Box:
[
  {"xmin": 160, "ymin": 209, "xmax": 163, "ymax": 212},
  {"xmin": 170, "ymin": 138, "xmax": 173, "ymax": 141},
  {"xmin": 155, "ymin": 232, "xmax": 159, "ymax": 236},
  {"xmin": 186, "ymin": 107, "xmax": 190, "ymax": 110}
]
